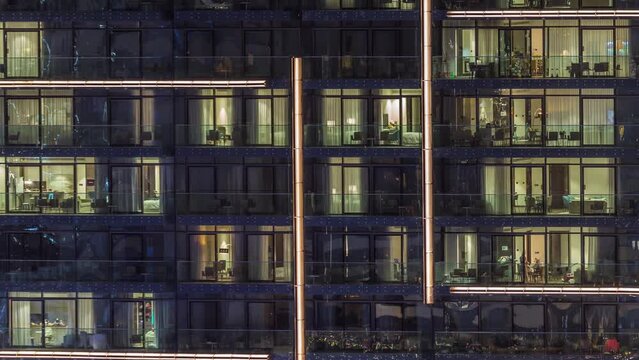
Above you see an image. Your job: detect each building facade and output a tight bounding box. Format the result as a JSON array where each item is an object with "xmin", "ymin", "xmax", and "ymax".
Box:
[
  {"xmin": 0, "ymin": 1, "xmax": 426, "ymax": 359},
  {"xmin": 2, "ymin": 0, "xmax": 638, "ymax": 359},
  {"xmin": 434, "ymin": 0, "xmax": 639, "ymax": 357}
]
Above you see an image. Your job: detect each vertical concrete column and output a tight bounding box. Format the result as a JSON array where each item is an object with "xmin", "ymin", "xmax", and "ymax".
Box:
[
  {"xmin": 291, "ymin": 57, "xmax": 306, "ymax": 360},
  {"xmin": 421, "ymin": 0, "xmax": 434, "ymax": 305}
]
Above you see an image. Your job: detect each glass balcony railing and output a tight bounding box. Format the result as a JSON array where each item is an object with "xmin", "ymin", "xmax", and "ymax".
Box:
[
  {"xmin": 0, "ymin": 0, "xmax": 419, "ymax": 11},
  {"xmin": 305, "ymin": 125, "xmax": 422, "ymax": 147},
  {"xmin": 178, "ymin": 329, "xmax": 292, "ymax": 352},
  {"xmin": 437, "ymin": 262, "xmax": 639, "ymax": 285},
  {"xmin": 301, "ymin": 0, "xmax": 418, "ymax": 9},
  {"xmin": 0, "ymin": 192, "xmax": 163, "ymax": 215},
  {"xmin": 0, "ymin": 125, "xmax": 164, "ymax": 147},
  {"xmin": 438, "ymin": 0, "xmax": 639, "ymax": 10},
  {"xmin": 435, "ymin": 124, "xmax": 621, "ymax": 148},
  {"xmin": 434, "ymin": 55, "xmax": 633, "ymax": 79},
  {"xmin": 175, "ymin": 124, "xmax": 289, "ymax": 147},
  {"xmin": 305, "ymin": 193, "xmax": 421, "ymax": 216},
  {"xmin": 436, "ymin": 193, "xmax": 623, "ymax": 216},
  {"xmin": 8, "ymin": 327, "xmax": 175, "ymax": 350},
  {"xmin": 435, "ymin": 331, "xmax": 639, "ymax": 356},
  {"xmin": 306, "ymin": 330, "xmax": 421, "ymax": 353},
  {"xmin": 177, "ymin": 261, "xmax": 292, "ymax": 282},
  {"xmin": 2, "ymin": 56, "xmax": 418, "ymax": 80},
  {"xmin": 0, "ymin": 0, "xmax": 170, "ymax": 11},
  {"xmin": 305, "ymin": 56, "xmax": 419, "ymax": 80},
  {"xmin": 306, "ymin": 261, "xmax": 422, "ymax": 284},
  {"xmin": 0, "ymin": 259, "xmax": 174, "ymax": 282},
  {"xmin": 176, "ymin": 193, "xmax": 290, "ymax": 215}
]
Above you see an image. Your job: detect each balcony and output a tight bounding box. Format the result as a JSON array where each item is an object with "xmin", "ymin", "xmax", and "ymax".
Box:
[
  {"xmin": 178, "ymin": 329, "xmax": 292, "ymax": 352},
  {"xmin": 176, "ymin": 193, "xmax": 290, "ymax": 216},
  {"xmin": 435, "ymin": 124, "xmax": 622, "ymax": 148},
  {"xmin": 305, "ymin": 125, "xmax": 422, "ymax": 147},
  {"xmin": 0, "ymin": 192, "xmax": 163, "ymax": 215},
  {"xmin": 438, "ymin": 0, "xmax": 639, "ymax": 10},
  {"xmin": 305, "ymin": 56, "xmax": 419, "ymax": 80},
  {"xmin": 0, "ymin": 56, "xmax": 420, "ymax": 81},
  {"xmin": 0, "ymin": 125, "xmax": 164, "ymax": 148},
  {"xmin": 434, "ymin": 56, "xmax": 633, "ymax": 79},
  {"xmin": 0, "ymin": 0, "xmax": 170, "ymax": 11},
  {"xmin": 307, "ymin": 261, "xmax": 421, "ymax": 284},
  {"xmin": 435, "ymin": 331, "xmax": 638, "ymax": 356},
  {"xmin": 0, "ymin": 259, "xmax": 174, "ymax": 282},
  {"xmin": 176, "ymin": 125, "xmax": 289, "ymax": 147},
  {"xmin": 178, "ymin": 261, "xmax": 292, "ymax": 282},
  {"xmin": 302, "ymin": 0, "xmax": 417, "ymax": 9},
  {"xmin": 306, "ymin": 331, "xmax": 421, "ymax": 353},
  {"xmin": 435, "ymin": 193, "xmax": 630, "ymax": 216},
  {"xmin": 306, "ymin": 193, "xmax": 421, "ymax": 216},
  {"xmin": 8, "ymin": 327, "xmax": 175, "ymax": 350},
  {"xmin": 437, "ymin": 262, "xmax": 639, "ymax": 285}
]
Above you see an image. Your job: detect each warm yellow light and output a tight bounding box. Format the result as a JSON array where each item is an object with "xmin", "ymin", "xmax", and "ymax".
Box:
[
  {"xmin": 450, "ymin": 286, "xmax": 639, "ymax": 295},
  {"xmin": 447, "ymin": 10, "xmax": 639, "ymax": 18},
  {"xmin": 0, "ymin": 351, "xmax": 270, "ymax": 360},
  {"xmin": 0, "ymin": 80, "xmax": 266, "ymax": 88}
]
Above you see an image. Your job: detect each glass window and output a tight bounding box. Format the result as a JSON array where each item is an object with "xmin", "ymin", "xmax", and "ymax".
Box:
[
  {"xmin": 583, "ymin": 98, "xmax": 614, "ymax": 146},
  {"xmin": 110, "ymin": 99, "xmax": 141, "ymax": 146},
  {"xmin": 344, "ymin": 303, "xmax": 370, "ymax": 330},
  {"xmin": 8, "ymin": 165, "xmax": 40, "ymax": 213},
  {"xmin": 245, "ymin": 98, "xmax": 272, "ymax": 145},
  {"xmin": 74, "ymin": 97, "xmax": 108, "ymax": 146},
  {"xmin": 344, "ymin": 235, "xmax": 369, "ymax": 282},
  {"xmin": 110, "ymin": 31, "xmax": 140, "ymax": 78},
  {"xmin": 244, "ymin": 31, "xmax": 271, "ymax": 77},
  {"xmin": 583, "ymin": 167, "xmax": 615, "ymax": 214},
  {"xmin": 187, "ymin": 167, "xmax": 215, "ymax": 214},
  {"xmin": 74, "ymin": 30, "xmax": 107, "ymax": 79},
  {"xmin": 41, "ymin": 97, "xmax": 72, "ymax": 146},
  {"xmin": 7, "ymin": 98, "xmax": 39, "ymax": 146},
  {"xmin": 6, "ymin": 31, "xmax": 39, "ymax": 78},
  {"xmin": 443, "ymin": 233, "xmax": 477, "ymax": 282},
  {"xmin": 583, "ymin": 235, "xmax": 616, "ymax": 283},
  {"xmin": 444, "ymin": 302, "xmax": 478, "ymax": 331},
  {"xmin": 111, "ymin": 166, "xmax": 142, "ymax": 213}
]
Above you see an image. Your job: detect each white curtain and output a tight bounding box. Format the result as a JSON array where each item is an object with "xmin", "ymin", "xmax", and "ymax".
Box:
[
  {"xmin": 248, "ymin": 235, "xmax": 272, "ymax": 281},
  {"xmin": 583, "ymin": 99, "xmax": 614, "ymax": 145},
  {"xmin": 582, "ymin": 29, "xmax": 613, "ymax": 74},
  {"xmin": 215, "ymin": 96, "xmax": 234, "ymax": 145},
  {"xmin": 546, "ymin": 96, "xmax": 579, "ymax": 143},
  {"xmin": 546, "ymin": 27, "xmax": 578, "ymax": 77},
  {"xmin": 273, "ymin": 97, "xmax": 288, "ymax": 146},
  {"xmin": 7, "ymin": 99, "xmax": 39, "ymax": 145},
  {"xmin": 328, "ymin": 165, "xmax": 342, "ymax": 214},
  {"xmin": 246, "ymin": 99, "xmax": 272, "ymax": 145},
  {"xmin": 111, "ymin": 167, "xmax": 141, "ymax": 213},
  {"xmin": 42, "ymin": 97, "xmax": 72, "ymax": 146},
  {"xmin": 10, "ymin": 301, "xmax": 30, "ymax": 346},
  {"xmin": 477, "ymin": 28, "xmax": 498, "ymax": 67},
  {"xmin": 344, "ymin": 167, "xmax": 368, "ymax": 213},
  {"xmin": 616, "ymin": 27, "xmax": 630, "ymax": 77},
  {"xmin": 343, "ymin": 99, "xmax": 366, "ymax": 145},
  {"xmin": 142, "ymin": 98, "xmax": 155, "ymax": 146},
  {"xmin": 188, "ymin": 99, "xmax": 213, "ymax": 145},
  {"xmin": 321, "ymin": 94, "xmax": 341, "ymax": 146},
  {"xmin": 482, "ymin": 165, "xmax": 511, "ymax": 215},
  {"xmin": 77, "ymin": 298, "xmax": 95, "ymax": 334},
  {"xmin": 6, "ymin": 32, "xmax": 39, "ymax": 77}
]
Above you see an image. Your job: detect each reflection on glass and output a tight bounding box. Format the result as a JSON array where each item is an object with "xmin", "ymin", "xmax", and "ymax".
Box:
[{"xmin": 7, "ymin": 99, "xmax": 39, "ymax": 145}]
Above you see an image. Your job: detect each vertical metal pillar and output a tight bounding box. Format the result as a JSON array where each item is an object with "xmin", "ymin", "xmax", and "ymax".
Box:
[
  {"xmin": 421, "ymin": 0, "xmax": 435, "ymax": 305},
  {"xmin": 291, "ymin": 57, "xmax": 306, "ymax": 360}
]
